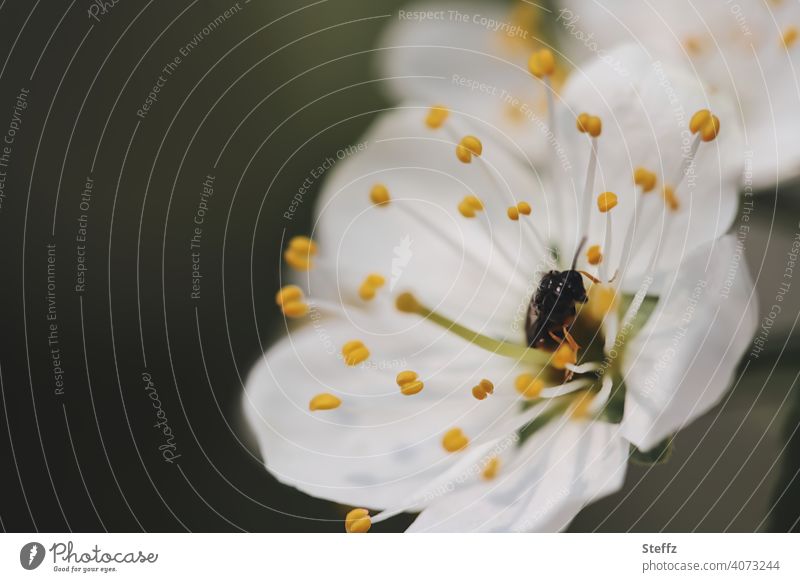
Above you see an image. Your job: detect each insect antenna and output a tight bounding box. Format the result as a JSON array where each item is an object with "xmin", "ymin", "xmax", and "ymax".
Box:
[{"xmin": 571, "ymin": 236, "xmax": 587, "ymax": 270}]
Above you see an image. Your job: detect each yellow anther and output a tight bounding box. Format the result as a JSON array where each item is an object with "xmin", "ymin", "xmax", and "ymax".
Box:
[
  {"xmin": 281, "ymin": 301, "xmax": 309, "ymax": 318},
  {"xmin": 396, "ymin": 292, "xmax": 423, "ymax": 314},
  {"xmin": 586, "ymin": 244, "xmax": 603, "ymax": 266},
  {"xmin": 482, "ymin": 456, "xmax": 500, "ymax": 480},
  {"xmin": 576, "ymin": 113, "xmax": 602, "ymax": 137},
  {"xmin": 508, "ymin": 200, "xmax": 532, "ymax": 221},
  {"xmin": 275, "ymin": 285, "xmax": 308, "ymax": 318},
  {"xmin": 515, "ymin": 373, "xmax": 544, "ymax": 399},
  {"xmin": 366, "ymin": 274, "xmax": 385, "ymax": 287},
  {"xmin": 587, "ymin": 284, "xmax": 617, "ymax": 322},
  {"xmin": 396, "ymin": 370, "xmax": 418, "ymax": 384},
  {"xmin": 442, "ymin": 427, "xmax": 469, "ymax": 452},
  {"xmin": 358, "ymin": 273, "xmax": 386, "ymax": 301},
  {"xmin": 782, "ymin": 26, "xmax": 798, "ymax": 48},
  {"xmin": 457, "ymin": 200, "xmax": 475, "ymax": 217},
  {"xmin": 275, "ymin": 285, "xmax": 303, "ymax": 305},
  {"xmin": 370, "ymin": 183, "xmax": 391, "ymax": 206},
  {"xmin": 396, "ymin": 370, "xmax": 424, "ymax": 396},
  {"xmin": 289, "ymin": 235, "xmax": 317, "ymax": 254},
  {"xmin": 345, "ymin": 508, "xmax": 371, "ymax": 533},
  {"xmin": 662, "ymin": 185, "xmax": 680, "ymax": 211},
  {"xmin": 455, "ymin": 135, "xmax": 483, "ymax": 163},
  {"xmin": 552, "ymin": 343, "xmax": 576, "ymax": 370},
  {"xmin": 342, "ymin": 340, "xmax": 370, "ymax": 366},
  {"xmin": 458, "ymin": 195, "xmax": 484, "ymax": 218},
  {"xmin": 633, "ymin": 167, "xmax": 657, "ymax": 193},
  {"xmin": 596, "ymin": 191, "xmax": 618, "ymax": 213},
  {"xmin": 689, "ymin": 109, "xmax": 721, "ymax": 142},
  {"xmin": 528, "ymin": 48, "xmax": 555, "ymax": 78},
  {"xmin": 284, "ymin": 236, "xmax": 318, "ymax": 271},
  {"xmin": 358, "ymin": 284, "xmax": 377, "ymax": 301},
  {"xmin": 465, "ymin": 195, "xmax": 483, "ymax": 210},
  {"xmin": 569, "ymin": 390, "xmax": 595, "ymax": 420},
  {"xmin": 471, "ymin": 378, "xmax": 494, "ymax": 400},
  {"xmin": 425, "ymin": 104, "xmax": 449, "ymax": 129},
  {"xmin": 309, "ymin": 393, "xmax": 341, "ymax": 411}
]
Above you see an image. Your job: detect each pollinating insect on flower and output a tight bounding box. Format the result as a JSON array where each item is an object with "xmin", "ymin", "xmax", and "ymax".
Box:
[{"xmin": 243, "ymin": 45, "xmax": 757, "ymax": 532}]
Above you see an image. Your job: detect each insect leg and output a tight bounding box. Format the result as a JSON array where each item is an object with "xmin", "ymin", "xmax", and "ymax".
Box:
[{"xmin": 578, "ymin": 270, "xmax": 601, "ymax": 284}]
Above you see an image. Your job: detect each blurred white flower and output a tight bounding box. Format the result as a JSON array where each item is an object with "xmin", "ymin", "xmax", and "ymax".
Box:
[
  {"xmin": 243, "ymin": 46, "xmax": 757, "ymax": 532},
  {"xmin": 378, "ymin": 0, "xmax": 558, "ymax": 163},
  {"xmin": 556, "ymin": 0, "xmax": 800, "ymax": 189}
]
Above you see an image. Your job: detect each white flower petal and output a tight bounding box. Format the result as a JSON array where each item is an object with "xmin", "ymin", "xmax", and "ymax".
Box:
[
  {"xmin": 407, "ymin": 418, "xmax": 628, "ymax": 532},
  {"xmin": 621, "ymin": 234, "xmax": 758, "ymax": 451},
  {"xmin": 243, "ymin": 308, "xmax": 532, "ymax": 510}
]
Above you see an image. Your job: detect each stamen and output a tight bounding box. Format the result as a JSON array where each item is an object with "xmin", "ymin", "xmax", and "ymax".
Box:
[
  {"xmin": 596, "ymin": 191, "xmax": 618, "ymax": 213},
  {"xmin": 528, "ymin": 48, "xmax": 555, "ymax": 78},
  {"xmin": 531, "ymin": 48, "xmax": 565, "ymax": 232},
  {"xmin": 358, "ymin": 273, "xmax": 386, "ymax": 301},
  {"xmin": 689, "ymin": 109, "xmax": 720, "ymax": 142},
  {"xmin": 342, "ymin": 340, "xmax": 370, "ymax": 366},
  {"xmin": 442, "ymin": 427, "xmax": 469, "ymax": 452},
  {"xmin": 515, "ymin": 373, "xmax": 544, "ymax": 399},
  {"xmin": 661, "ymin": 185, "xmax": 680, "ymax": 211},
  {"xmin": 283, "ymin": 235, "xmax": 318, "ymax": 271},
  {"xmin": 275, "ymin": 285, "xmax": 309, "ymax": 318},
  {"xmin": 425, "ymin": 104, "xmax": 449, "ymax": 129},
  {"xmin": 618, "ymin": 167, "xmax": 657, "ymax": 275},
  {"xmin": 345, "ymin": 508, "xmax": 371, "ymax": 533},
  {"xmin": 309, "ymin": 393, "xmax": 342, "ymax": 411},
  {"xmin": 396, "ymin": 370, "xmax": 424, "ymax": 395},
  {"xmin": 370, "ymin": 183, "xmax": 391, "ymax": 206},
  {"xmin": 507, "ymin": 200, "xmax": 532, "ymax": 221},
  {"xmin": 395, "ymin": 292, "xmax": 548, "ymax": 366},
  {"xmin": 586, "ymin": 244, "xmax": 603, "ymax": 265},
  {"xmin": 455, "ymin": 135, "xmax": 483, "ymax": 163},
  {"xmin": 482, "ymin": 456, "xmax": 500, "ymax": 480},
  {"xmin": 782, "ymin": 26, "xmax": 798, "ymax": 48},
  {"xmin": 471, "ymin": 378, "xmax": 494, "ymax": 400},
  {"xmin": 457, "ymin": 195, "xmax": 484, "ymax": 218},
  {"xmin": 599, "ymin": 196, "xmax": 615, "ymax": 282},
  {"xmin": 640, "ymin": 110, "xmax": 719, "ymax": 278},
  {"xmin": 576, "ymin": 113, "xmax": 602, "ymax": 137},
  {"xmin": 633, "ymin": 167, "xmax": 657, "ymax": 193},
  {"xmin": 578, "ymin": 114, "xmax": 602, "ymax": 245}
]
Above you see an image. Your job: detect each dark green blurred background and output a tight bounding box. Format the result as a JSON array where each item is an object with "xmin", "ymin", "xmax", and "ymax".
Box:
[{"xmin": 0, "ymin": 0, "xmax": 797, "ymax": 532}]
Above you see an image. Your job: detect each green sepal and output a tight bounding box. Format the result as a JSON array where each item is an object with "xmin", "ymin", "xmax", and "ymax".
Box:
[{"xmin": 629, "ymin": 437, "xmax": 674, "ymax": 466}]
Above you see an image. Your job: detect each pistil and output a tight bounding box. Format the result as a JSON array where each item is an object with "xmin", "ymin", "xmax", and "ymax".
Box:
[{"xmin": 395, "ymin": 292, "xmax": 549, "ymax": 367}]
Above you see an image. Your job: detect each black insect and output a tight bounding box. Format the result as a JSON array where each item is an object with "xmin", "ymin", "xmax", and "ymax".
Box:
[{"xmin": 526, "ymin": 240, "xmax": 597, "ymax": 352}]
